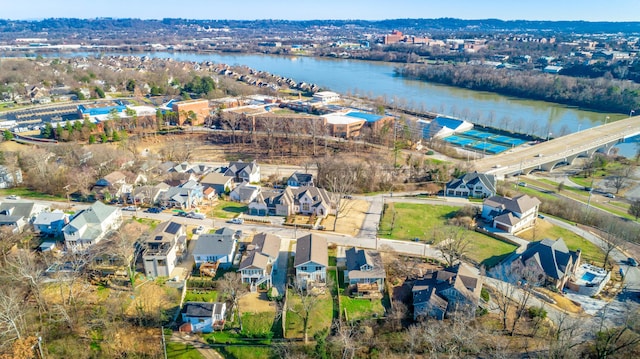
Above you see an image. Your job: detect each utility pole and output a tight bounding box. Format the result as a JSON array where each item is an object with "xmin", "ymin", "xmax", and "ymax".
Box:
[{"xmin": 161, "ymin": 326, "xmax": 168, "ymax": 359}]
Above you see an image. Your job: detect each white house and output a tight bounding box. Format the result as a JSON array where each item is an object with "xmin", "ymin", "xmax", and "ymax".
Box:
[
  {"xmin": 181, "ymin": 302, "xmax": 227, "ymax": 333},
  {"xmin": 294, "ymin": 234, "xmax": 328, "ymax": 290},
  {"xmin": 143, "ymin": 221, "xmax": 186, "ymax": 278},
  {"xmin": 482, "ymin": 194, "xmax": 541, "ymax": 234},
  {"xmin": 193, "ymin": 227, "xmax": 238, "ymax": 269},
  {"xmin": 63, "ymin": 201, "xmax": 122, "ymax": 251},
  {"xmin": 238, "ymin": 233, "xmax": 282, "ymax": 290},
  {"xmin": 224, "ymin": 160, "xmax": 261, "ymax": 184},
  {"xmin": 445, "ymin": 172, "xmax": 496, "ymax": 198},
  {"xmin": 0, "ymin": 200, "xmax": 47, "ymax": 233},
  {"xmin": 230, "ymin": 182, "xmax": 261, "ymax": 203}
]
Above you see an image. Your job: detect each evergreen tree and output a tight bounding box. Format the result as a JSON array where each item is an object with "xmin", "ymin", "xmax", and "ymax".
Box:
[
  {"xmin": 42, "ymin": 122, "xmax": 53, "ymax": 139},
  {"xmin": 88, "ymin": 134, "xmax": 96, "ymax": 144}
]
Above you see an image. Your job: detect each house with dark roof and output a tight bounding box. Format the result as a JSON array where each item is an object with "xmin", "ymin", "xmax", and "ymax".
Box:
[
  {"xmin": 201, "ymin": 172, "xmax": 233, "ymax": 196},
  {"xmin": 181, "ymin": 302, "xmax": 227, "ymax": 333},
  {"xmin": 224, "ymin": 160, "xmax": 261, "ymax": 184},
  {"xmin": 238, "ymin": 233, "xmax": 282, "ymax": 290},
  {"xmin": 482, "ymin": 194, "xmax": 541, "ymax": 234},
  {"xmin": 143, "ymin": 221, "xmax": 186, "ymax": 278},
  {"xmin": 511, "ymin": 238, "xmax": 581, "ymax": 290},
  {"xmin": 63, "ymin": 201, "xmax": 122, "ymax": 251},
  {"xmin": 287, "ymin": 172, "xmax": 314, "ymax": 188},
  {"xmin": 248, "ymin": 186, "xmax": 334, "ymax": 218},
  {"xmin": 294, "ymin": 234, "xmax": 328, "ymax": 290},
  {"xmin": 33, "ymin": 210, "xmax": 69, "ymax": 237},
  {"xmin": 445, "ymin": 172, "xmax": 496, "ymax": 198},
  {"xmin": 344, "ymin": 248, "xmax": 386, "ymax": 294},
  {"xmin": 193, "ymin": 227, "xmax": 238, "ymax": 269},
  {"xmin": 412, "ymin": 263, "xmax": 483, "ymax": 320}
]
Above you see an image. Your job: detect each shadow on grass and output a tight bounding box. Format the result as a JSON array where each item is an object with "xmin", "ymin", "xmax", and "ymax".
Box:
[
  {"xmin": 222, "ymin": 205, "xmax": 248, "ymax": 214},
  {"xmin": 481, "ymin": 252, "xmax": 513, "ymax": 269}
]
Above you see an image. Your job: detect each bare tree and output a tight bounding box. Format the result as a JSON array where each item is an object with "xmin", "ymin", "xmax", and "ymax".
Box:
[
  {"xmin": 318, "ymin": 158, "xmax": 356, "ymax": 231},
  {"xmin": 0, "ymin": 287, "xmax": 27, "ymax": 348},
  {"xmin": 589, "ymin": 303, "xmax": 640, "ymax": 359},
  {"xmin": 288, "ymin": 286, "xmax": 320, "ymax": 344},
  {"xmin": 546, "ymin": 310, "xmax": 585, "ymax": 359},
  {"xmin": 607, "ymin": 165, "xmax": 632, "ymax": 194},
  {"xmin": 628, "ymin": 199, "xmax": 640, "ymax": 220},
  {"xmin": 218, "ymin": 272, "xmax": 248, "ymax": 331},
  {"xmin": 436, "ymin": 226, "xmax": 472, "ymax": 267},
  {"xmin": 599, "ymin": 220, "xmax": 625, "ymax": 270}
]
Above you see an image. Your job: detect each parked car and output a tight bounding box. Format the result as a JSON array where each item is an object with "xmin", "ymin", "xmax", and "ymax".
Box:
[
  {"xmin": 188, "ymin": 212, "xmax": 206, "ymax": 220},
  {"xmin": 628, "ymin": 258, "xmax": 638, "ymax": 267},
  {"xmin": 604, "ymin": 193, "xmax": 615, "ymax": 199},
  {"xmin": 228, "ymin": 218, "xmax": 244, "ymax": 224},
  {"xmin": 122, "ymin": 206, "xmax": 139, "ymax": 211},
  {"xmin": 193, "ymin": 225, "xmax": 205, "ymax": 235},
  {"xmin": 517, "ymin": 182, "xmax": 527, "ymax": 187},
  {"xmin": 584, "ymin": 187, "xmax": 593, "ymax": 192},
  {"xmin": 146, "ymin": 207, "xmax": 161, "ymax": 213},
  {"xmin": 6, "ymin": 195, "xmax": 20, "ymax": 200}
]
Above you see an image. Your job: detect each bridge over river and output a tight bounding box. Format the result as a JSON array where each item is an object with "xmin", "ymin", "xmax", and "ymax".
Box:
[{"xmin": 474, "ymin": 116, "xmax": 640, "ymax": 179}]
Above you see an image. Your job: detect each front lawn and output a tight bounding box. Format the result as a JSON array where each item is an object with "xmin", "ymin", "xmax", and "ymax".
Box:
[
  {"xmin": 213, "ymin": 200, "xmax": 247, "ymax": 219},
  {"xmin": 216, "ymin": 346, "xmax": 271, "ymax": 359},
  {"xmin": 378, "ymin": 203, "xmax": 459, "ymax": 240},
  {"xmin": 166, "ymin": 342, "xmax": 204, "ymax": 359},
  {"xmin": 285, "ymin": 289, "xmax": 333, "ymax": 339},
  {"xmin": 0, "ymin": 188, "xmax": 66, "ymax": 201}
]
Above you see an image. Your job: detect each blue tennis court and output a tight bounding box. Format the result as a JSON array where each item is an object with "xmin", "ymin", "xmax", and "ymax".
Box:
[
  {"xmin": 463, "ymin": 129, "xmax": 493, "ymax": 139},
  {"xmin": 443, "ymin": 136, "xmax": 476, "ymax": 146},
  {"xmin": 490, "ymin": 135, "xmax": 526, "ymax": 146},
  {"xmin": 443, "ymin": 128, "xmax": 526, "ymax": 154}
]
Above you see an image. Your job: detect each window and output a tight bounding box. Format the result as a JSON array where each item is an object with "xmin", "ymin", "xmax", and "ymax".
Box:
[
  {"xmin": 158, "ymin": 259, "xmax": 166, "ymax": 266},
  {"xmin": 300, "ymin": 266, "xmax": 307, "ymax": 271},
  {"xmin": 315, "ymin": 266, "xmax": 322, "ymax": 271}
]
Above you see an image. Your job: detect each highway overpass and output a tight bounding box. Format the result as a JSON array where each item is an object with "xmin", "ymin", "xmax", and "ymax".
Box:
[{"xmin": 474, "ymin": 115, "xmax": 640, "ymax": 179}]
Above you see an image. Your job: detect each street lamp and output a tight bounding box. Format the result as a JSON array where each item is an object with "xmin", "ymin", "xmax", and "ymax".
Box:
[{"xmin": 605, "ymin": 116, "xmax": 610, "ymax": 125}]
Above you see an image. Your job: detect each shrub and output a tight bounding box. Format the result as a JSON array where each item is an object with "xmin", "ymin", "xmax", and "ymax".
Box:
[
  {"xmin": 480, "ymin": 287, "xmax": 490, "ymax": 302},
  {"xmin": 528, "ymin": 306, "xmax": 547, "ymax": 319}
]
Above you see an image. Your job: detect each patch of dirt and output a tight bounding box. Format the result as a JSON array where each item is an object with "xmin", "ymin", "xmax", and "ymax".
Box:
[
  {"xmin": 239, "ymin": 292, "xmax": 276, "ymax": 313},
  {"xmin": 321, "ymin": 199, "xmax": 369, "ymax": 236},
  {"xmin": 0, "ymin": 140, "xmax": 29, "ymax": 152},
  {"xmin": 536, "ymin": 287, "xmax": 583, "ymax": 314}
]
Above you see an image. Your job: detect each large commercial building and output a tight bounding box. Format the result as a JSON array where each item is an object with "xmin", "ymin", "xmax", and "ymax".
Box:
[{"xmin": 171, "ymin": 99, "xmax": 210, "ymax": 125}]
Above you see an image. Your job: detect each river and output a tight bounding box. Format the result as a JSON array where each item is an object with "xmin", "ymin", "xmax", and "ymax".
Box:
[{"xmin": 6, "ymin": 50, "xmax": 638, "ymax": 156}]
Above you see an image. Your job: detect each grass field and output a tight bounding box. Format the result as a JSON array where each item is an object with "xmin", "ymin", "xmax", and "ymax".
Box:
[
  {"xmin": 378, "ymin": 203, "xmax": 460, "ymax": 240},
  {"xmin": 166, "ymin": 342, "xmax": 204, "ymax": 359},
  {"xmin": 213, "ymin": 200, "xmax": 248, "ymax": 219},
  {"xmin": 216, "ymin": 346, "xmax": 271, "ymax": 359},
  {"xmin": 466, "ymin": 234, "xmax": 518, "ymax": 268},
  {"xmin": 340, "ymin": 296, "xmax": 385, "ymax": 321},
  {"xmin": 183, "ymin": 290, "xmax": 218, "ymax": 303},
  {"xmin": 518, "ymin": 221, "xmax": 605, "ymax": 266},
  {"xmin": 285, "ymin": 289, "xmax": 334, "ymax": 339},
  {"xmin": 0, "ymin": 188, "xmax": 66, "ymax": 201}
]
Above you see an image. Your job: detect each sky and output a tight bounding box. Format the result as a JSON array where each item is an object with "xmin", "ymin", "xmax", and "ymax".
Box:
[{"xmin": 3, "ymin": 0, "xmax": 639, "ymax": 22}]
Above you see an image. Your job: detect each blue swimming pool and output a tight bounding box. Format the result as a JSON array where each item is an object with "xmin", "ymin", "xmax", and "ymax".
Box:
[{"xmin": 581, "ymin": 272, "xmax": 596, "ymax": 282}]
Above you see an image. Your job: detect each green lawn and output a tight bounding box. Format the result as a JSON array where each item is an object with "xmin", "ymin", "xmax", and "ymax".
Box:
[
  {"xmin": 0, "ymin": 188, "xmax": 66, "ymax": 201},
  {"xmin": 133, "ymin": 217, "xmax": 161, "ymax": 230},
  {"xmin": 166, "ymin": 342, "xmax": 204, "ymax": 359},
  {"xmin": 378, "ymin": 203, "xmax": 460, "ymax": 240},
  {"xmin": 514, "ymin": 186, "xmax": 557, "ymax": 201},
  {"xmin": 340, "ymin": 296, "xmax": 385, "ymax": 321},
  {"xmin": 285, "ymin": 289, "xmax": 333, "ymax": 339},
  {"xmin": 466, "ymin": 234, "xmax": 518, "ymax": 268},
  {"xmin": 183, "ymin": 290, "xmax": 218, "ymax": 303},
  {"xmin": 240, "ymin": 312, "xmax": 275, "ymax": 339},
  {"xmin": 519, "ymin": 224, "xmax": 605, "ymax": 266},
  {"xmin": 216, "ymin": 346, "xmax": 271, "ymax": 359},
  {"xmin": 213, "ymin": 200, "xmax": 248, "ymax": 219}
]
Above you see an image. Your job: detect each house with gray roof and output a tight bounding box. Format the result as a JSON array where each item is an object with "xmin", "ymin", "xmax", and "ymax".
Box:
[
  {"xmin": 0, "ymin": 200, "xmax": 47, "ymax": 233},
  {"xmin": 143, "ymin": 221, "xmax": 186, "ymax": 278},
  {"xmin": 238, "ymin": 232, "xmax": 282, "ymax": 290},
  {"xmin": 200, "ymin": 172, "xmax": 233, "ymax": 196},
  {"xmin": 248, "ymin": 186, "xmax": 334, "ymax": 218},
  {"xmin": 230, "ymin": 182, "xmax": 261, "ymax": 203},
  {"xmin": 181, "ymin": 301, "xmax": 227, "ymax": 333},
  {"xmin": 287, "ymin": 172, "xmax": 314, "ymax": 188},
  {"xmin": 224, "ymin": 160, "xmax": 260, "ymax": 183},
  {"xmin": 344, "ymin": 247, "xmax": 386, "ymax": 294},
  {"xmin": 62, "ymin": 201, "xmax": 122, "ymax": 251},
  {"xmin": 445, "ymin": 172, "xmax": 496, "ymax": 198},
  {"xmin": 482, "ymin": 194, "xmax": 541, "ymax": 234},
  {"xmin": 294, "ymin": 234, "xmax": 328, "ymax": 290},
  {"xmin": 33, "ymin": 210, "xmax": 69, "ymax": 237},
  {"xmin": 511, "ymin": 238, "xmax": 581, "ymax": 290},
  {"xmin": 193, "ymin": 227, "xmax": 238, "ymax": 269},
  {"xmin": 412, "ymin": 263, "xmax": 483, "ymax": 320}
]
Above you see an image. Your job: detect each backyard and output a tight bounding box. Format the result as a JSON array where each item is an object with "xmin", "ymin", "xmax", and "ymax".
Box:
[{"xmin": 285, "ymin": 289, "xmax": 334, "ymax": 340}]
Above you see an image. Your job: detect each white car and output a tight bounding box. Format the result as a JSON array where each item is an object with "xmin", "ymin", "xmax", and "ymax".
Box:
[
  {"xmin": 6, "ymin": 195, "xmax": 20, "ymax": 200},
  {"xmin": 122, "ymin": 206, "xmax": 139, "ymax": 211},
  {"xmin": 228, "ymin": 218, "xmax": 244, "ymax": 224}
]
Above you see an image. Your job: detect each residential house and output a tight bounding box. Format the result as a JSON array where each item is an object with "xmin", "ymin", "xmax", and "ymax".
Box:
[
  {"xmin": 63, "ymin": 201, "xmax": 122, "ymax": 251},
  {"xmin": 248, "ymin": 186, "xmax": 334, "ymax": 218},
  {"xmin": 230, "ymin": 183, "xmax": 261, "ymax": 203},
  {"xmin": 0, "ymin": 166, "xmax": 23, "ymax": 189},
  {"xmin": 143, "ymin": 221, "xmax": 186, "ymax": 278},
  {"xmin": 202, "ymin": 187, "xmax": 217, "ymax": 201},
  {"xmin": 287, "ymin": 172, "xmax": 314, "ymax": 188},
  {"xmin": 193, "ymin": 227, "xmax": 238, "ymax": 269},
  {"xmin": 412, "ymin": 263, "xmax": 483, "ymax": 320},
  {"xmin": 93, "ymin": 171, "xmax": 132, "ymax": 200},
  {"xmin": 87, "ymin": 237, "xmax": 135, "ymax": 279},
  {"xmin": 159, "ymin": 180, "xmax": 203, "ymax": 210},
  {"xmin": 224, "ymin": 160, "xmax": 261, "ymax": 184},
  {"xmin": 200, "ymin": 172, "xmax": 233, "ymax": 196},
  {"xmin": 445, "ymin": 172, "xmax": 496, "ymax": 198},
  {"xmin": 482, "ymin": 194, "xmax": 541, "ymax": 234},
  {"xmin": 294, "ymin": 234, "xmax": 328, "ymax": 290},
  {"xmin": 0, "ymin": 201, "xmax": 47, "ymax": 233},
  {"xmin": 238, "ymin": 233, "xmax": 282, "ymax": 289},
  {"xmin": 129, "ymin": 183, "xmax": 170, "ymax": 206},
  {"xmin": 181, "ymin": 302, "xmax": 227, "ymax": 333},
  {"xmin": 33, "ymin": 210, "xmax": 69, "ymax": 237},
  {"xmin": 344, "ymin": 247, "xmax": 386, "ymax": 294},
  {"xmin": 511, "ymin": 238, "xmax": 581, "ymax": 290}
]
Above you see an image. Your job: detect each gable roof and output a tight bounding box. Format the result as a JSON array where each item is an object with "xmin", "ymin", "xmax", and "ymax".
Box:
[
  {"xmin": 413, "ymin": 263, "xmax": 482, "ymax": 307},
  {"xmin": 250, "ymin": 232, "xmax": 281, "ymax": 259},
  {"xmin": 345, "ymin": 247, "xmax": 386, "ymax": 280},
  {"xmin": 294, "ymin": 234, "xmax": 328, "ymax": 267},
  {"xmin": 288, "ymin": 172, "xmax": 313, "ymax": 184},
  {"xmin": 446, "ymin": 171, "xmax": 496, "ymax": 194},
  {"xmin": 225, "ymin": 160, "xmax": 259, "ymax": 177},
  {"xmin": 0, "ymin": 201, "xmax": 38, "ymax": 219},
  {"xmin": 517, "ymin": 238, "xmax": 574, "ymax": 280},
  {"xmin": 239, "ymin": 251, "xmax": 270, "ymax": 270},
  {"xmin": 101, "ymin": 171, "xmax": 127, "ymax": 185},
  {"xmin": 484, "ymin": 194, "xmax": 541, "ymax": 214},
  {"xmin": 201, "ymin": 172, "xmax": 233, "ymax": 186},
  {"xmin": 194, "ymin": 227, "xmax": 236, "ymax": 256},
  {"xmin": 232, "ymin": 183, "xmax": 261, "ymax": 202},
  {"xmin": 33, "ymin": 211, "xmax": 67, "ymax": 226},
  {"xmin": 68, "ymin": 201, "xmax": 118, "ymax": 228},
  {"xmin": 183, "ymin": 302, "xmax": 225, "ymax": 317}
]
